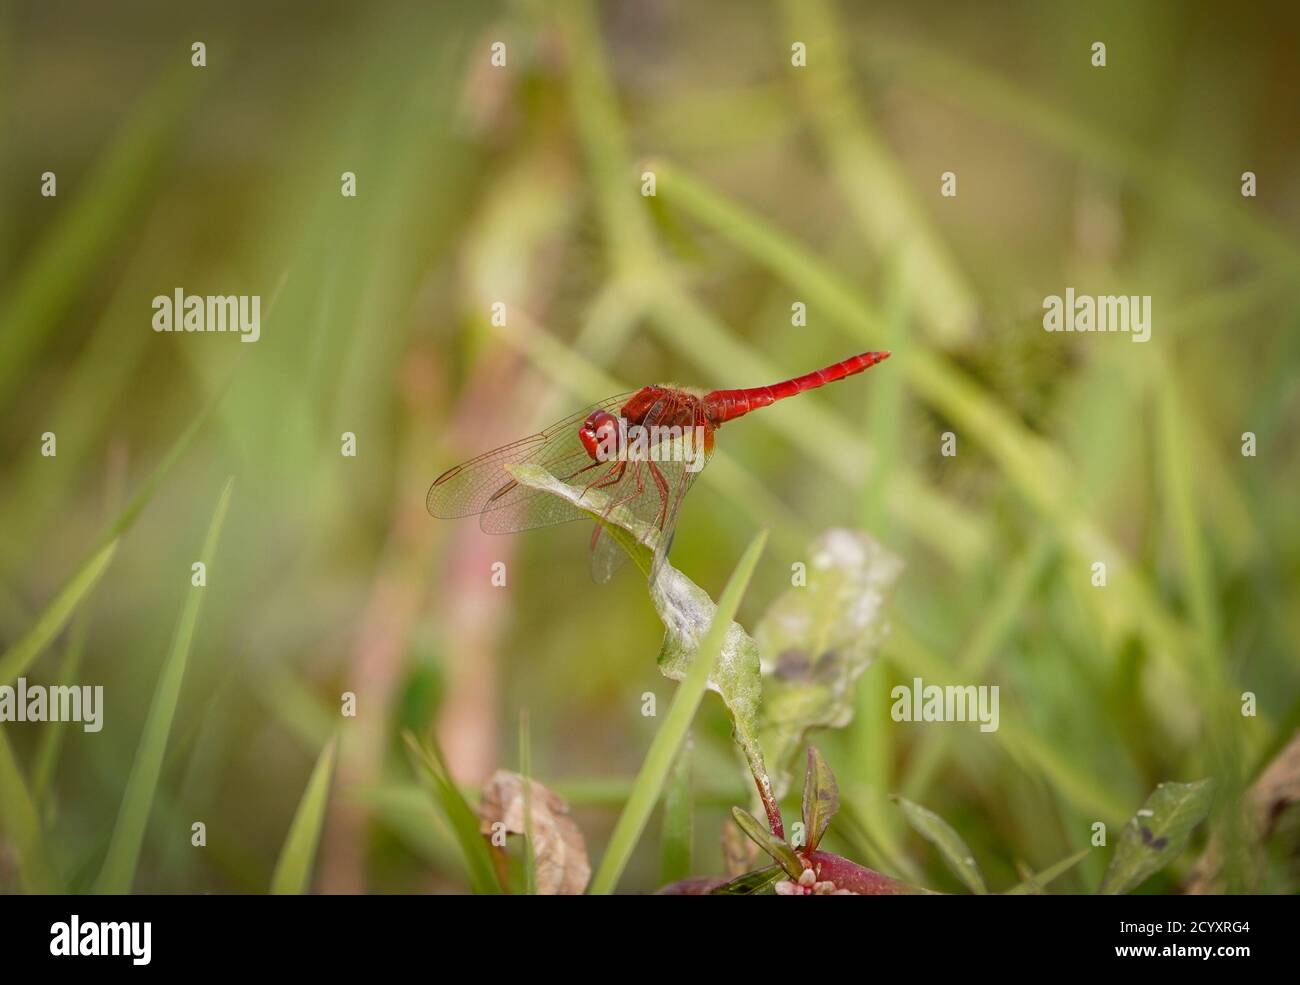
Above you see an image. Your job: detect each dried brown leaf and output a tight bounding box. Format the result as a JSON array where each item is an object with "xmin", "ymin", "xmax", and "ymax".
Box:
[{"xmin": 477, "ymin": 770, "xmax": 590, "ymax": 895}]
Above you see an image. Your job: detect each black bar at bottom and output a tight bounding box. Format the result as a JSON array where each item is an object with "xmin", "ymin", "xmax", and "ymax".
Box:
[{"xmin": 0, "ymin": 892, "xmax": 1280, "ymax": 972}]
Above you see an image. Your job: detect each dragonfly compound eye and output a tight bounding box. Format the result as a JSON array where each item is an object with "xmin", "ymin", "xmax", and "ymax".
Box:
[{"xmin": 580, "ymin": 411, "xmax": 623, "ymax": 462}]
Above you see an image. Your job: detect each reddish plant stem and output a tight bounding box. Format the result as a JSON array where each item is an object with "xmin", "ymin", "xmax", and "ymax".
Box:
[{"xmin": 754, "ymin": 773, "xmax": 785, "ymax": 840}]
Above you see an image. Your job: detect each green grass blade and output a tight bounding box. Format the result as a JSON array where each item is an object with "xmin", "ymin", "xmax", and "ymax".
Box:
[
  {"xmin": 893, "ymin": 794, "xmax": 988, "ymax": 894},
  {"xmin": 31, "ymin": 609, "xmax": 90, "ymax": 806},
  {"xmin": 590, "ymin": 528, "xmax": 768, "ymax": 895},
  {"xmin": 0, "ymin": 538, "xmax": 117, "ymax": 687},
  {"xmin": 270, "ymin": 736, "xmax": 338, "ymax": 895},
  {"xmin": 94, "ymin": 477, "xmax": 235, "ymax": 893},
  {"xmin": 403, "ymin": 732, "xmax": 502, "ymax": 894},
  {"xmin": 0, "ymin": 728, "xmax": 60, "ymax": 892},
  {"xmin": 1005, "ymin": 848, "xmax": 1091, "ymax": 895},
  {"xmin": 1156, "ymin": 372, "xmax": 1250, "ymax": 887}
]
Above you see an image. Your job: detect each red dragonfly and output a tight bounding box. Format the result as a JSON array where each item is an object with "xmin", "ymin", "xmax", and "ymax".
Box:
[{"xmin": 427, "ymin": 350, "xmax": 890, "ymax": 581}]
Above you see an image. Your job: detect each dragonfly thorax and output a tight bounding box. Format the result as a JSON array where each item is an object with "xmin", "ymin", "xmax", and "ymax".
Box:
[{"xmin": 581, "ymin": 387, "xmax": 714, "ymax": 465}]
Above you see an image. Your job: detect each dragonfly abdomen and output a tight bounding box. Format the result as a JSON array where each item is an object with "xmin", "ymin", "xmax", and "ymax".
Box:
[{"xmin": 703, "ymin": 350, "xmax": 890, "ymax": 425}]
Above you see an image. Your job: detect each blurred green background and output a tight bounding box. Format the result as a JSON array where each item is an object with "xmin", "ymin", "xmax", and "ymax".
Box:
[{"xmin": 1, "ymin": 0, "xmax": 1297, "ymax": 894}]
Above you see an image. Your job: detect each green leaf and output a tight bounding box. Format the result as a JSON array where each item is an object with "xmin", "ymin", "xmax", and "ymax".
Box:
[
  {"xmin": 755, "ymin": 529, "xmax": 902, "ymax": 795},
  {"xmin": 0, "ymin": 728, "xmax": 59, "ymax": 892},
  {"xmin": 1004, "ymin": 848, "xmax": 1091, "ymax": 895},
  {"xmin": 0, "ymin": 539, "xmax": 118, "ymax": 688},
  {"xmin": 731, "ymin": 806, "xmax": 803, "ymax": 879},
  {"xmin": 590, "ymin": 529, "xmax": 769, "ymax": 894},
  {"xmin": 507, "ymin": 463, "xmax": 656, "ymax": 575},
  {"xmin": 1100, "ymin": 779, "xmax": 1216, "ymax": 895},
  {"xmin": 709, "ymin": 865, "xmax": 784, "ymax": 895},
  {"xmin": 509, "ymin": 463, "xmax": 775, "ymax": 827},
  {"xmin": 270, "ymin": 736, "xmax": 338, "ymax": 895},
  {"xmin": 801, "ymin": 745, "xmax": 839, "ymax": 852},
  {"xmin": 403, "ymin": 732, "xmax": 503, "ymax": 895},
  {"xmin": 894, "ymin": 794, "xmax": 987, "ymax": 894},
  {"xmin": 94, "ymin": 477, "xmax": 235, "ymax": 893}
]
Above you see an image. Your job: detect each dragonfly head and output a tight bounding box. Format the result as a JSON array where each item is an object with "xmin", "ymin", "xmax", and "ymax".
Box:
[
  {"xmin": 579, "ymin": 413, "xmax": 624, "ymax": 467},
  {"xmin": 579, "ymin": 410, "xmax": 622, "ymax": 462}
]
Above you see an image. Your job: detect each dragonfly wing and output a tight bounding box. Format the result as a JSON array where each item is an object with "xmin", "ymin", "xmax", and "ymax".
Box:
[
  {"xmin": 477, "ymin": 436, "xmax": 604, "ymax": 534},
  {"xmin": 426, "ymin": 392, "xmax": 633, "ymax": 532},
  {"xmin": 589, "ymin": 522, "xmax": 630, "ymax": 584}
]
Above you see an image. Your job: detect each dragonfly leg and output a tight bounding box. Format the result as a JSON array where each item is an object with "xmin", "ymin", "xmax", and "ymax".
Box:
[
  {"xmin": 585, "ymin": 461, "xmax": 647, "ymax": 570},
  {"xmin": 580, "ymin": 459, "xmax": 625, "ymax": 497},
  {"xmin": 559, "ymin": 460, "xmax": 605, "ymax": 487},
  {"xmin": 647, "ymin": 461, "xmax": 671, "ymax": 530},
  {"xmin": 597, "ymin": 460, "xmax": 646, "ymax": 524}
]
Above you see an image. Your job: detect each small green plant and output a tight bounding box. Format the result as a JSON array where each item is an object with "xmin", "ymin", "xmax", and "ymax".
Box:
[
  {"xmin": 720, "ymin": 746, "xmax": 923, "ymax": 895},
  {"xmin": 411, "ymin": 464, "xmax": 1223, "ymax": 897}
]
